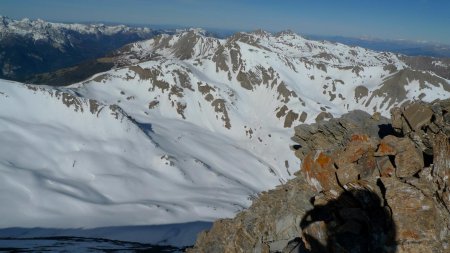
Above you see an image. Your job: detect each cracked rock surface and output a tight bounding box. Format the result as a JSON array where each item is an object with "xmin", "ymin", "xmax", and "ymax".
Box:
[{"xmin": 188, "ymin": 100, "xmax": 450, "ymax": 253}]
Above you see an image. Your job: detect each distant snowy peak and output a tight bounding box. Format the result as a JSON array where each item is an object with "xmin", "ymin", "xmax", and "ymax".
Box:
[
  {"xmin": 121, "ymin": 29, "xmax": 404, "ymax": 68},
  {"xmin": 0, "ymin": 16, "xmax": 152, "ymax": 44},
  {"xmin": 97, "ymin": 29, "xmax": 449, "ymax": 129},
  {"xmin": 0, "ymin": 15, "xmax": 151, "ymax": 35},
  {"xmin": 0, "ymin": 16, "xmax": 159, "ymax": 81}
]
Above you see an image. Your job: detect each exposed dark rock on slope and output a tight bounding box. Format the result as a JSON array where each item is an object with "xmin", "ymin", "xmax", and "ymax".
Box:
[
  {"xmin": 188, "ymin": 99, "xmax": 450, "ymax": 252},
  {"xmin": 400, "ymin": 55, "xmax": 450, "ymax": 80}
]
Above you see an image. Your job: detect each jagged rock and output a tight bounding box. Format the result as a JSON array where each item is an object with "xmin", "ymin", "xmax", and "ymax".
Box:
[
  {"xmin": 376, "ymin": 156, "xmax": 395, "ymax": 177},
  {"xmin": 391, "ymin": 107, "xmax": 403, "ymax": 133},
  {"xmin": 336, "ymin": 163, "xmax": 360, "ymax": 185},
  {"xmin": 292, "ymin": 110, "xmax": 390, "ymax": 161},
  {"xmin": 375, "ymin": 135, "xmax": 400, "ymax": 156},
  {"xmin": 402, "ymin": 103, "xmax": 434, "ymax": 130},
  {"xmin": 187, "ymin": 175, "xmax": 315, "ymax": 253},
  {"xmin": 394, "ymin": 145, "xmax": 424, "ymax": 178},
  {"xmin": 381, "ymin": 177, "xmax": 445, "ymax": 251},
  {"xmin": 335, "ymin": 134, "xmax": 379, "ymax": 180},
  {"xmin": 189, "ymin": 101, "xmax": 450, "ymax": 253},
  {"xmin": 335, "ymin": 134, "xmax": 377, "ymax": 165},
  {"xmin": 389, "ymin": 99, "xmax": 450, "ymax": 210},
  {"xmin": 391, "ymin": 99, "xmax": 450, "ymax": 154},
  {"xmin": 433, "ymin": 132, "xmax": 450, "ymax": 181},
  {"xmin": 301, "ymin": 151, "xmax": 339, "ymax": 192},
  {"xmin": 375, "ymin": 135, "xmax": 424, "ymax": 178}
]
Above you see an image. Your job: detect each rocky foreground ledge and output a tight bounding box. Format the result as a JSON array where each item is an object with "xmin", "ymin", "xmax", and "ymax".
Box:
[{"xmin": 188, "ymin": 99, "xmax": 450, "ymax": 253}]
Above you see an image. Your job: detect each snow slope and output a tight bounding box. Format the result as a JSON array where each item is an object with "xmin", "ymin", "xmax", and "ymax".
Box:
[
  {"xmin": 0, "ymin": 80, "xmax": 285, "ymax": 229},
  {"xmin": 0, "ymin": 29, "xmax": 449, "ymax": 245}
]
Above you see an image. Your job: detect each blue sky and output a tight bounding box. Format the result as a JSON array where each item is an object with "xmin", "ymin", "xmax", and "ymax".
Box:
[{"xmin": 1, "ymin": 0, "xmax": 449, "ymax": 44}]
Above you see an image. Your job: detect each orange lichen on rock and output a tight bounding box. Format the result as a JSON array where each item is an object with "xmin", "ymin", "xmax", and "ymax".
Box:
[
  {"xmin": 350, "ymin": 134, "xmax": 369, "ymax": 142},
  {"xmin": 339, "ymin": 134, "xmax": 377, "ymax": 164},
  {"xmin": 301, "ymin": 151, "xmax": 338, "ymax": 192},
  {"xmin": 376, "ymin": 142, "xmax": 396, "ymax": 156},
  {"xmin": 316, "ymin": 152, "xmax": 332, "ymax": 168},
  {"xmin": 400, "ymin": 230, "xmax": 420, "ymax": 240}
]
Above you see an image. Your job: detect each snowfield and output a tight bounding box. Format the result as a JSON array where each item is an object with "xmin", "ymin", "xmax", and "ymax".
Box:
[{"xmin": 0, "ymin": 80, "xmax": 286, "ymax": 229}]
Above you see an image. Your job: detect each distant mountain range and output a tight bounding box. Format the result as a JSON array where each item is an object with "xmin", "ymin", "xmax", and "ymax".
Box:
[
  {"xmin": 305, "ymin": 34, "xmax": 450, "ymax": 58},
  {"xmin": 206, "ymin": 27, "xmax": 450, "ymax": 58},
  {"xmin": 0, "ymin": 16, "xmax": 163, "ymax": 81},
  {"xmin": 1, "ymin": 16, "xmax": 449, "ymax": 84}
]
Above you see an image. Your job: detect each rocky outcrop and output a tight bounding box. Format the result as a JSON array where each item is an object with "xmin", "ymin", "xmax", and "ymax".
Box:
[
  {"xmin": 291, "ymin": 110, "xmax": 391, "ymax": 161},
  {"xmin": 188, "ymin": 100, "xmax": 450, "ymax": 252},
  {"xmin": 187, "ymin": 174, "xmax": 315, "ymax": 253},
  {"xmin": 300, "ymin": 132, "xmax": 448, "ymax": 252}
]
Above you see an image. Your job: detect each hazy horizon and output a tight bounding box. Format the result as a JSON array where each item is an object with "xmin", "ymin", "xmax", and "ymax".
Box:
[
  {"xmin": 3, "ymin": 14, "xmax": 450, "ymax": 48},
  {"xmin": 1, "ymin": 0, "xmax": 449, "ymax": 45}
]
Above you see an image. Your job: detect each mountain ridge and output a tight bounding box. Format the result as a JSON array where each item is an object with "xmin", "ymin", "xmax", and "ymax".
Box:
[{"xmin": 0, "ymin": 15, "xmax": 161, "ymax": 81}]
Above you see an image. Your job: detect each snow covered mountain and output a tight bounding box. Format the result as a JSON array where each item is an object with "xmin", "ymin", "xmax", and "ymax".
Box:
[
  {"xmin": 87, "ymin": 28, "xmax": 449, "ymax": 124},
  {"xmin": 0, "ymin": 28, "xmax": 449, "ymax": 246},
  {"xmin": 0, "ymin": 16, "xmax": 159, "ymax": 81},
  {"xmin": 0, "ymin": 16, "xmax": 152, "ymax": 44},
  {"xmin": 307, "ymin": 34, "xmax": 450, "ymax": 58}
]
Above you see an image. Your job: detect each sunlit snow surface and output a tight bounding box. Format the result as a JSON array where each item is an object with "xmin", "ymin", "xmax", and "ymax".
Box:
[{"xmin": 0, "ymin": 80, "xmax": 285, "ymax": 229}]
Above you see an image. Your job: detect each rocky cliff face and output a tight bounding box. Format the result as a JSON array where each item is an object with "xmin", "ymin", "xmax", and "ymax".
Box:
[{"xmin": 188, "ymin": 99, "xmax": 450, "ymax": 252}]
